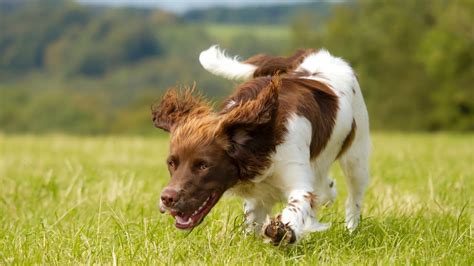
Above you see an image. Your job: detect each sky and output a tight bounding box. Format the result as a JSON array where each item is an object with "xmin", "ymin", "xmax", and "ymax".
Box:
[{"xmin": 76, "ymin": 0, "xmax": 320, "ymax": 14}]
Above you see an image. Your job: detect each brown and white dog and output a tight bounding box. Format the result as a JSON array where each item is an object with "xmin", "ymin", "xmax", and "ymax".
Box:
[{"xmin": 152, "ymin": 46, "xmax": 370, "ymax": 245}]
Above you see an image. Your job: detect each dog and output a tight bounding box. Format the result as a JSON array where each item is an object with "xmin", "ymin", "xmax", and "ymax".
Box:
[{"xmin": 152, "ymin": 45, "xmax": 370, "ymax": 245}]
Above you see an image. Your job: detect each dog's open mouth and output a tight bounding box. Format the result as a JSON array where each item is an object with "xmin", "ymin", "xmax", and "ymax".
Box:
[{"xmin": 161, "ymin": 192, "xmax": 221, "ymax": 230}]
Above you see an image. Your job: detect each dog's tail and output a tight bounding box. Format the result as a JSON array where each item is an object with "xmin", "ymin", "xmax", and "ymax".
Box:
[
  {"xmin": 199, "ymin": 45, "xmax": 316, "ymax": 81},
  {"xmin": 199, "ymin": 45, "xmax": 257, "ymax": 81}
]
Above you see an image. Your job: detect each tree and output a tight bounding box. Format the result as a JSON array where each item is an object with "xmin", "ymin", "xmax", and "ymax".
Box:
[{"xmin": 290, "ymin": 0, "xmax": 473, "ymax": 131}]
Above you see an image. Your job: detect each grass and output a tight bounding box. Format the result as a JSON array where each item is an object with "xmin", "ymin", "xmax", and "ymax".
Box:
[{"xmin": 0, "ymin": 133, "xmax": 472, "ymax": 264}]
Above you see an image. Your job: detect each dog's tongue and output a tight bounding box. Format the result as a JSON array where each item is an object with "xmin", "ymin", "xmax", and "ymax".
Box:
[
  {"xmin": 175, "ymin": 215, "xmax": 192, "ymax": 225},
  {"xmin": 175, "ymin": 213, "xmax": 199, "ymax": 229},
  {"xmin": 163, "ymin": 193, "xmax": 220, "ymax": 230}
]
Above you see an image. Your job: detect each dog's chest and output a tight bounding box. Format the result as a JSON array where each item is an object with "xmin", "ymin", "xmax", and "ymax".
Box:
[
  {"xmin": 226, "ymin": 174, "xmax": 286, "ymax": 203},
  {"xmin": 226, "ymin": 115, "xmax": 315, "ymax": 202}
]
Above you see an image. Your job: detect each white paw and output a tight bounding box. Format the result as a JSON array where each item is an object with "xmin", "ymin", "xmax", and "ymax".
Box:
[
  {"xmin": 345, "ymin": 216, "xmax": 359, "ymax": 232},
  {"xmin": 345, "ymin": 202, "xmax": 361, "ymax": 232},
  {"xmin": 244, "ymin": 221, "xmax": 262, "ymax": 236}
]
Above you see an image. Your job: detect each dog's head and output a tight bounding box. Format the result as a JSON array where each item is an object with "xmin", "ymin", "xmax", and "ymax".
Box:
[{"xmin": 152, "ymin": 78, "xmax": 279, "ymax": 230}]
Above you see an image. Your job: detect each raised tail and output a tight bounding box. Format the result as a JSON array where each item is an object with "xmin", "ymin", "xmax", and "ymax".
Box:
[
  {"xmin": 199, "ymin": 45, "xmax": 317, "ymax": 81},
  {"xmin": 199, "ymin": 45, "xmax": 257, "ymax": 81}
]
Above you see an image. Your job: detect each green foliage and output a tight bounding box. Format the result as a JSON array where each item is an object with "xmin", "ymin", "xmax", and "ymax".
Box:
[
  {"xmin": 183, "ymin": 3, "xmax": 332, "ymax": 25},
  {"xmin": 205, "ymin": 24, "xmax": 291, "ymax": 57},
  {"xmin": 417, "ymin": 0, "xmax": 474, "ymax": 130},
  {"xmin": 292, "ymin": 0, "xmax": 473, "ymax": 131},
  {"xmin": 46, "ymin": 9, "xmax": 164, "ymax": 77},
  {"xmin": 0, "ymin": 3, "xmax": 211, "ymax": 134},
  {"xmin": 0, "ymin": 1, "xmax": 472, "ymax": 133},
  {"xmin": 0, "ymin": 133, "xmax": 472, "ymax": 263},
  {"xmin": 0, "ymin": 86, "xmax": 107, "ymax": 134}
]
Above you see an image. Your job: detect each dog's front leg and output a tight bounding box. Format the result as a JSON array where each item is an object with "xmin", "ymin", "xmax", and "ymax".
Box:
[
  {"xmin": 262, "ymin": 190, "xmax": 330, "ymax": 245},
  {"xmin": 243, "ymin": 198, "xmax": 272, "ymax": 235}
]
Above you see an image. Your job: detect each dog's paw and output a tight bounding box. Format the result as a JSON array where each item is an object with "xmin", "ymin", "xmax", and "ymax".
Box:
[
  {"xmin": 244, "ymin": 221, "xmax": 262, "ymax": 236},
  {"xmin": 261, "ymin": 215, "xmax": 296, "ymax": 245},
  {"xmin": 345, "ymin": 202, "xmax": 361, "ymax": 233},
  {"xmin": 345, "ymin": 215, "xmax": 360, "ymax": 233}
]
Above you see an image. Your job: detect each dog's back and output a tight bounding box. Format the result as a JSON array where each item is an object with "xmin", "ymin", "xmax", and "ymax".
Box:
[{"xmin": 200, "ymin": 47, "xmax": 369, "ymax": 167}]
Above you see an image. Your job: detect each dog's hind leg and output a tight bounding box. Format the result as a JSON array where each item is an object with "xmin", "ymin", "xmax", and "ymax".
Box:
[
  {"xmin": 313, "ymin": 172, "xmax": 337, "ymax": 208},
  {"xmin": 339, "ymin": 132, "xmax": 370, "ymax": 232}
]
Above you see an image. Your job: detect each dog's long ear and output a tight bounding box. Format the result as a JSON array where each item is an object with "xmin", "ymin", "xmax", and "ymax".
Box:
[
  {"xmin": 152, "ymin": 86, "xmax": 211, "ymax": 132},
  {"xmin": 217, "ymin": 76, "xmax": 280, "ymax": 164}
]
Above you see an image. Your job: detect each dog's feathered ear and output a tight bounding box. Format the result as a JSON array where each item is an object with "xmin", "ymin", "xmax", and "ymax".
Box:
[
  {"xmin": 152, "ymin": 86, "xmax": 211, "ymax": 132},
  {"xmin": 218, "ymin": 75, "xmax": 280, "ymax": 151}
]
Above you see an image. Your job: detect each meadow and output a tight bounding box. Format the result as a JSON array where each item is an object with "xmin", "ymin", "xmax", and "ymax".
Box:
[{"xmin": 0, "ymin": 133, "xmax": 472, "ymax": 264}]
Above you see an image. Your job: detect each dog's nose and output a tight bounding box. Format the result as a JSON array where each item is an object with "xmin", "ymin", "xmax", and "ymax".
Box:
[{"xmin": 161, "ymin": 188, "xmax": 179, "ymax": 208}]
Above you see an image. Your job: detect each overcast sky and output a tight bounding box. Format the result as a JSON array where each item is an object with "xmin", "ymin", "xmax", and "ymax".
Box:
[{"xmin": 76, "ymin": 0, "xmax": 323, "ymax": 14}]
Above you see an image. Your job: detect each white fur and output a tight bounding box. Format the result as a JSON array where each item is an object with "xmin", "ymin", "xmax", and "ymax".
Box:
[
  {"xmin": 199, "ymin": 45, "xmax": 257, "ymax": 81},
  {"xmin": 230, "ymin": 115, "xmax": 330, "ymax": 241},
  {"xmin": 297, "ymin": 49, "xmax": 355, "ymax": 96},
  {"xmin": 209, "ymin": 47, "xmax": 371, "ymax": 241},
  {"xmin": 297, "ymin": 50, "xmax": 371, "ymax": 232}
]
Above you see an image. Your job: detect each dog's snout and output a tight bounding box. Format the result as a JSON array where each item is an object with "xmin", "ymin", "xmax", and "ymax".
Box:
[{"xmin": 161, "ymin": 188, "xmax": 179, "ymax": 208}]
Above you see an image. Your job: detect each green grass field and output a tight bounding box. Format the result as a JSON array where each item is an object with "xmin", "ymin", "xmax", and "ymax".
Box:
[{"xmin": 0, "ymin": 133, "xmax": 472, "ymax": 264}]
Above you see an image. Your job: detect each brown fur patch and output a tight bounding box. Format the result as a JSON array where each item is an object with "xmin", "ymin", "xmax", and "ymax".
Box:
[
  {"xmin": 151, "ymin": 85, "xmax": 211, "ymax": 132},
  {"xmin": 303, "ymin": 192, "xmax": 317, "ymax": 209},
  {"xmin": 303, "ymin": 192, "xmax": 316, "ymax": 201},
  {"xmin": 285, "ymin": 78, "xmax": 339, "ymax": 158},
  {"xmin": 172, "ymin": 115, "xmax": 219, "ymax": 151},
  {"xmin": 220, "ymin": 75, "xmax": 339, "ymax": 179},
  {"xmin": 244, "ymin": 49, "xmax": 315, "ymax": 78},
  {"xmin": 290, "ymin": 199, "xmax": 299, "ymax": 204},
  {"xmin": 217, "ymin": 76, "xmax": 282, "ymax": 180},
  {"xmin": 336, "ymin": 119, "xmax": 357, "ymax": 159}
]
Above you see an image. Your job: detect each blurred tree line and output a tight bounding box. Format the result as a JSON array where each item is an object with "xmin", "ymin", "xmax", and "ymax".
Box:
[
  {"xmin": 0, "ymin": 0, "xmax": 472, "ymax": 134},
  {"xmin": 293, "ymin": 0, "xmax": 473, "ymax": 131},
  {"xmin": 184, "ymin": 3, "xmax": 332, "ymax": 25}
]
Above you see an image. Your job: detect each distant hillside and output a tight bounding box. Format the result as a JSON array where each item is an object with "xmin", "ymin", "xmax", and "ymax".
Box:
[
  {"xmin": 1, "ymin": 0, "xmax": 472, "ymax": 134},
  {"xmin": 183, "ymin": 3, "xmax": 334, "ymax": 25}
]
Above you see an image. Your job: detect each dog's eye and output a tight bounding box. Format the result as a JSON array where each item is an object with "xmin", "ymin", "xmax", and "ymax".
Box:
[
  {"xmin": 196, "ymin": 161, "xmax": 209, "ymax": 171},
  {"xmin": 167, "ymin": 159, "xmax": 176, "ymax": 169}
]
